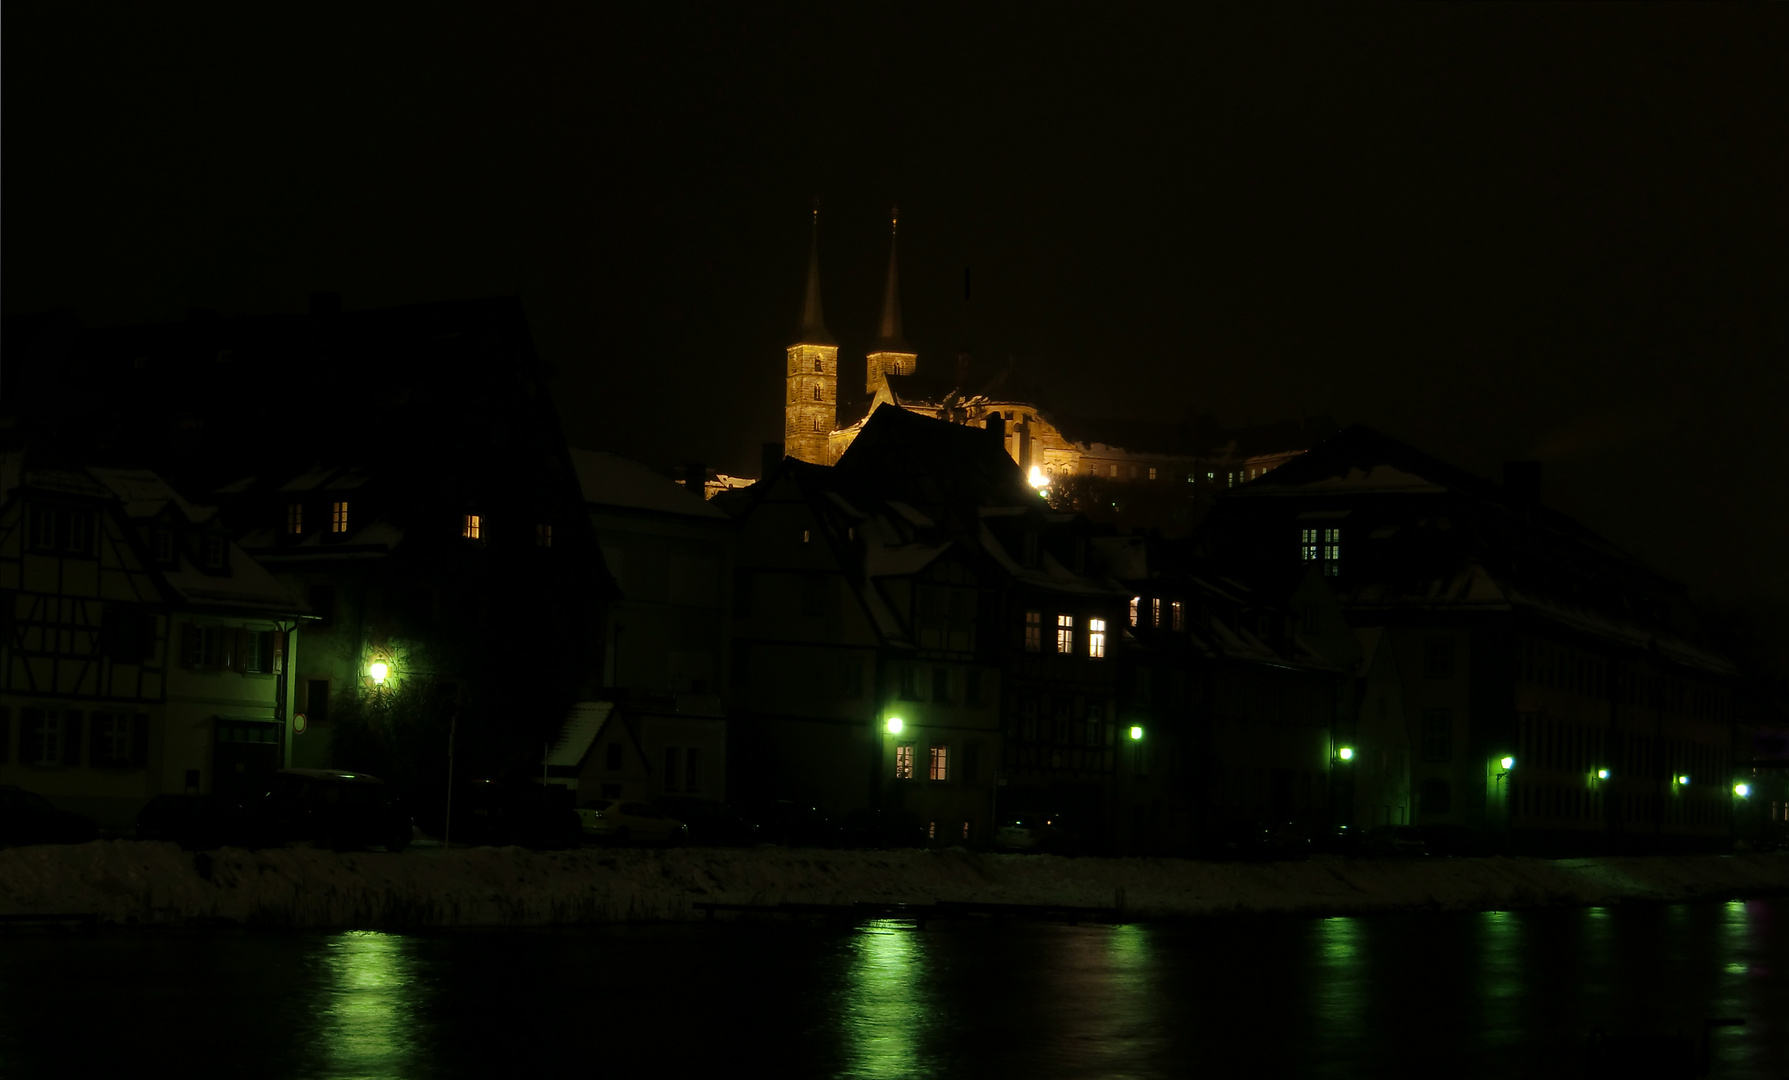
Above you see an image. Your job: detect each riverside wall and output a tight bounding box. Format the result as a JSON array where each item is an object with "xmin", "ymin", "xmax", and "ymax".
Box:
[{"xmin": 3, "ymin": 841, "xmax": 1788, "ymax": 930}]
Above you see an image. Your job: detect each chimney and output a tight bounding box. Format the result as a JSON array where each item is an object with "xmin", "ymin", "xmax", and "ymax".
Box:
[
  {"xmin": 1503, "ymin": 461, "xmax": 1542, "ymax": 508},
  {"xmin": 760, "ymin": 441, "xmax": 784, "ymax": 479},
  {"xmin": 309, "ymin": 292, "xmax": 342, "ymax": 318},
  {"xmin": 677, "ymin": 461, "xmax": 706, "ymax": 492},
  {"xmin": 986, "ymin": 411, "xmax": 1006, "ymax": 450}
]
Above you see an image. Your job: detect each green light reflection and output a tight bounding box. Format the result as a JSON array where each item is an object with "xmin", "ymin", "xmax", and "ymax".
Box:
[
  {"xmin": 1475, "ymin": 911, "xmax": 1525, "ymax": 1047},
  {"xmin": 841, "ymin": 921, "xmax": 929, "ymax": 1080},
  {"xmin": 1314, "ymin": 917, "xmax": 1365, "ymax": 1033},
  {"xmin": 321, "ymin": 930, "xmax": 422, "ymax": 1077}
]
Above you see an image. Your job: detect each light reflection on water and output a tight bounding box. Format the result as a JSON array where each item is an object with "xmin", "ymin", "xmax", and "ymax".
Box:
[
  {"xmin": 315, "ymin": 930, "xmax": 424, "ymax": 1079},
  {"xmin": 1, "ymin": 898, "xmax": 1786, "ymax": 1080}
]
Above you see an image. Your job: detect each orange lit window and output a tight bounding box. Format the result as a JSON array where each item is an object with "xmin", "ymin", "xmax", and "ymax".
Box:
[
  {"xmin": 463, "ymin": 514, "xmax": 482, "ymax": 540},
  {"xmin": 1129, "ymin": 596, "xmax": 1140, "ymax": 626},
  {"xmin": 1055, "ymin": 614, "xmax": 1074, "ymax": 654},
  {"xmin": 929, "ymin": 744, "xmax": 948, "ymax": 781},
  {"xmin": 894, "ymin": 743, "xmax": 914, "ymax": 780},
  {"xmin": 1171, "ymin": 600, "xmax": 1184, "ymax": 631},
  {"xmin": 331, "ymin": 501, "xmax": 349, "ymax": 534},
  {"xmin": 1088, "ymin": 618, "xmax": 1107, "ymax": 659}
]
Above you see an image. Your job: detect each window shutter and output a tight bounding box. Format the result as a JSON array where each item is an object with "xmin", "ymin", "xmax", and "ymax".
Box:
[
  {"xmin": 0, "ymin": 705, "xmax": 9, "ymax": 764},
  {"xmin": 64, "ymin": 710, "xmax": 84, "ymax": 767},
  {"xmin": 180, "ymin": 624, "xmax": 195, "ymax": 668},
  {"xmin": 132, "ymin": 714, "xmax": 150, "ymax": 768}
]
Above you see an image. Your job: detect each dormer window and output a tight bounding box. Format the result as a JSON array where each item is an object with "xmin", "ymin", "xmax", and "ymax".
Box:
[
  {"xmin": 204, "ymin": 536, "xmax": 226, "ymax": 570},
  {"xmin": 463, "ymin": 514, "xmax": 482, "ymax": 540},
  {"xmin": 331, "ymin": 502, "xmax": 350, "ymax": 534},
  {"xmin": 154, "ymin": 530, "xmax": 174, "ymax": 564},
  {"xmin": 286, "ymin": 503, "xmax": 304, "ymax": 534}
]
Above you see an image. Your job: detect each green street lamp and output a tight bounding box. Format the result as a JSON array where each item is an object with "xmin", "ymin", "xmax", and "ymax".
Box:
[
  {"xmin": 369, "ymin": 660, "xmax": 390, "ymax": 686},
  {"xmin": 885, "ymin": 717, "xmax": 904, "ymax": 735},
  {"xmin": 1597, "ymin": 769, "xmax": 1609, "ymax": 780},
  {"xmin": 1129, "ymin": 725, "xmax": 1144, "ymax": 741},
  {"xmin": 1337, "ymin": 746, "xmax": 1355, "ymax": 762},
  {"xmin": 1734, "ymin": 783, "xmax": 1751, "ymax": 798},
  {"xmin": 1677, "ymin": 774, "xmax": 1691, "ymax": 786},
  {"xmin": 1500, "ymin": 756, "xmax": 1516, "ymax": 771}
]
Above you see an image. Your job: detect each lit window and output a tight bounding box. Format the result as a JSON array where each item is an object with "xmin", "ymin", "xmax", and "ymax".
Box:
[
  {"xmin": 1323, "ymin": 528, "xmax": 1341, "ymax": 571},
  {"xmin": 1148, "ymin": 467, "xmax": 1157, "ymax": 481},
  {"xmin": 1171, "ymin": 600, "xmax": 1184, "ymax": 631},
  {"xmin": 331, "ymin": 501, "xmax": 349, "ymax": 534},
  {"xmin": 1301, "ymin": 528, "xmax": 1320, "ymax": 562},
  {"xmin": 1129, "ymin": 596, "xmax": 1140, "ymax": 626},
  {"xmin": 286, "ymin": 503, "xmax": 303, "ymax": 534},
  {"xmin": 929, "ymin": 744, "xmax": 948, "ymax": 781},
  {"xmin": 536, "ymin": 523, "xmax": 553, "ymax": 547},
  {"xmin": 1152, "ymin": 598, "xmax": 1163, "ymax": 627},
  {"xmin": 895, "ymin": 743, "xmax": 915, "ymax": 780},
  {"xmin": 1088, "ymin": 618, "xmax": 1107, "ymax": 658},
  {"xmin": 1055, "ymin": 614, "xmax": 1074, "ymax": 654},
  {"xmin": 463, "ymin": 514, "xmax": 482, "ymax": 540},
  {"xmin": 1109, "ymin": 464, "xmax": 1118, "ymax": 478},
  {"xmin": 1024, "ymin": 610, "xmax": 1041, "ymax": 652}
]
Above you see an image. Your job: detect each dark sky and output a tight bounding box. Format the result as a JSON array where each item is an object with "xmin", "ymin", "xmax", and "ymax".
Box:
[{"xmin": 6, "ymin": 4, "xmax": 1786, "ymax": 629}]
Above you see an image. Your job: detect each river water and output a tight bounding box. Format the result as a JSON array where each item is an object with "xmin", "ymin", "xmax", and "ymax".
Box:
[{"xmin": 2, "ymin": 899, "xmax": 1783, "ymax": 1079}]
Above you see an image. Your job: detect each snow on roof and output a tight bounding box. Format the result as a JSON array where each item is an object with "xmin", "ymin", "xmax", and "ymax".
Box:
[
  {"xmin": 1249, "ymin": 465, "xmax": 1446, "ymax": 495},
  {"xmin": 546, "ymin": 701, "xmax": 617, "ymax": 768},
  {"xmin": 884, "ymin": 500, "xmax": 935, "ymax": 529},
  {"xmin": 162, "ymin": 550, "xmax": 306, "ymax": 615},
  {"xmin": 570, "ymin": 449, "xmax": 728, "ymax": 520}
]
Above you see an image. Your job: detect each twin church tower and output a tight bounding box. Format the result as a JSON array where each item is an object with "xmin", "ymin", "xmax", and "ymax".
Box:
[{"xmin": 783, "ymin": 205, "xmax": 917, "ymax": 465}]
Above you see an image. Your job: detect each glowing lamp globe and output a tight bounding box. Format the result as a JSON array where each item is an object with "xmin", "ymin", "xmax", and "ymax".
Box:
[
  {"xmin": 1501, "ymin": 756, "xmax": 1516, "ymax": 770},
  {"xmin": 1734, "ymin": 783, "xmax": 1751, "ymax": 798},
  {"xmin": 369, "ymin": 661, "xmax": 390, "ymax": 685},
  {"xmin": 1128, "ymin": 726, "xmax": 1144, "ymax": 741},
  {"xmin": 1337, "ymin": 746, "xmax": 1355, "ymax": 762},
  {"xmin": 885, "ymin": 717, "xmax": 904, "ymax": 735}
]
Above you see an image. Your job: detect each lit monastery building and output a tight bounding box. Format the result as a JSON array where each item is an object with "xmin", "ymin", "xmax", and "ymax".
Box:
[{"xmin": 776, "ymin": 208, "xmax": 1334, "ymax": 534}]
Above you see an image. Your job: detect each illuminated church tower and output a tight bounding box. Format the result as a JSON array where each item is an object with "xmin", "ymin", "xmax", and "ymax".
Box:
[
  {"xmin": 784, "ymin": 205, "xmax": 838, "ymax": 465},
  {"xmin": 865, "ymin": 206, "xmax": 917, "ymax": 396}
]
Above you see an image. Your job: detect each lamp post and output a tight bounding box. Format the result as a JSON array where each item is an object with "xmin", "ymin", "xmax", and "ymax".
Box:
[{"xmin": 1497, "ymin": 756, "xmax": 1516, "ymax": 849}]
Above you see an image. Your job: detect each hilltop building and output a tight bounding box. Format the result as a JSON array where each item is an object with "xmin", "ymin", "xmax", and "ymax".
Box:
[{"xmin": 780, "ymin": 209, "xmax": 1333, "ymax": 535}]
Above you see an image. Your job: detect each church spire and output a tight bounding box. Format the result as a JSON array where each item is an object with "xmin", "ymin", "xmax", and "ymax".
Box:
[
  {"xmin": 872, "ymin": 205, "xmax": 910, "ymax": 354},
  {"xmin": 794, "ymin": 199, "xmax": 835, "ymax": 347},
  {"xmin": 864, "ymin": 203, "xmax": 919, "ymax": 397}
]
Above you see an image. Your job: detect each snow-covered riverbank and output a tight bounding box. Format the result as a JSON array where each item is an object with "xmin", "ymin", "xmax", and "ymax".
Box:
[{"xmin": 4, "ymin": 840, "xmax": 1787, "ymax": 929}]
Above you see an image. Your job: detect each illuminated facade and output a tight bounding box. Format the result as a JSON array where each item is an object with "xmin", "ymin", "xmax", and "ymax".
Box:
[{"xmin": 783, "ymin": 208, "xmax": 838, "ymax": 465}]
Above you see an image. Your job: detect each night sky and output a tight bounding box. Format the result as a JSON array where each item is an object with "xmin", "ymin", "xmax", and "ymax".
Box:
[{"xmin": 6, "ymin": 5, "xmax": 1786, "ymax": 646}]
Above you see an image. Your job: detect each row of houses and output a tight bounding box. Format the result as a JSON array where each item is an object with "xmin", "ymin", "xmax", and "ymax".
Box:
[{"xmin": 3, "ymin": 300, "xmax": 1779, "ymax": 852}]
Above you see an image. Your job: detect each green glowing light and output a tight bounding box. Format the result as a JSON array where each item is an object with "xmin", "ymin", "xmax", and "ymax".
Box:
[
  {"xmin": 1337, "ymin": 746, "xmax": 1354, "ymax": 761},
  {"xmin": 1677, "ymin": 774, "xmax": 1690, "ymax": 786},
  {"xmin": 884, "ymin": 717, "xmax": 903, "ymax": 735},
  {"xmin": 1734, "ymin": 783, "xmax": 1750, "ymax": 798},
  {"xmin": 368, "ymin": 661, "xmax": 389, "ymax": 684},
  {"xmin": 1597, "ymin": 769, "xmax": 1609, "ymax": 779},
  {"xmin": 1129, "ymin": 725, "xmax": 1144, "ymax": 741},
  {"xmin": 1500, "ymin": 756, "xmax": 1516, "ymax": 770}
]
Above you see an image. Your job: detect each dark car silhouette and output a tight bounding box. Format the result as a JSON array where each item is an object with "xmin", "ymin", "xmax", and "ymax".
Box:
[
  {"xmin": 652, "ymin": 796, "xmax": 760, "ymax": 846},
  {"xmin": 251, "ymin": 768, "xmax": 413, "ymax": 852},
  {"xmin": 0, "ymin": 786, "xmax": 98, "ymax": 846},
  {"xmin": 134, "ymin": 793, "xmax": 252, "ymax": 850}
]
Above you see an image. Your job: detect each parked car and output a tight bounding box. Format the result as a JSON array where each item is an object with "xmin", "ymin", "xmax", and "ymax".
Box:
[
  {"xmin": 748, "ymin": 800, "xmax": 840, "ymax": 847},
  {"xmin": 576, "ymin": 799, "xmax": 688, "ymax": 846},
  {"xmin": 1358, "ymin": 825, "xmax": 1428, "ymax": 858},
  {"xmin": 416, "ymin": 780, "xmax": 581, "ymax": 849},
  {"xmin": 994, "ymin": 814, "xmax": 1089, "ymax": 854},
  {"xmin": 0, "ymin": 786, "xmax": 98, "ymax": 846},
  {"xmin": 838, "ymin": 807, "xmax": 927, "ymax": 848},
  {"xmin": 251, "ymin": 769, "xmax": 413, "ymax": 852},
  {"xmin": 134, "ymin": 794, "xmax": 252, "ymax": 850},
  {"xmin": 652, "ymin": 796, "xmax": 760, "ymax": 846}
]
